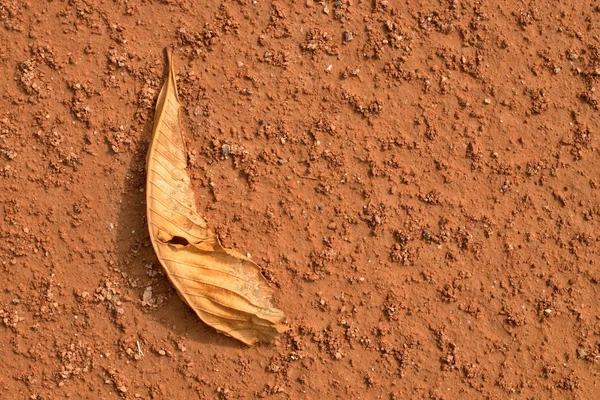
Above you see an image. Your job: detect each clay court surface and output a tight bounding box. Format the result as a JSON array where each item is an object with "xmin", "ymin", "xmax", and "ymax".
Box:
[{"xmin": 1, "ymin": 0, "xmax": 599, "ymax": 398}]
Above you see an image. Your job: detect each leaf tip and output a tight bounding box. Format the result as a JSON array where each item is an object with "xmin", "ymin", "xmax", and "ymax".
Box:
[
  {"xmin": 165, "ymin": 47, "xmax": 174, "ymax": 64},
  {"xmin": 164, "ymin": 47, "xmax": 179, "ymax": 102}
]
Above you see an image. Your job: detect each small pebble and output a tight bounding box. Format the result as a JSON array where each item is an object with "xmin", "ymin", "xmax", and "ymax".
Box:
[
  {"xmin": 343, "ymin": 31, "xmax": 353, "ymax": 42},
  {"xmin": 483, "ymin": 98, "xmax": 491, "ymax": 105}
]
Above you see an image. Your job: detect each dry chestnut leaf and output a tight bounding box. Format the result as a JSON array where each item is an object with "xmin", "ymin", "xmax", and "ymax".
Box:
[{"xmin": 146, "ymin": 49, "xmax": 286, "ymax": 345}]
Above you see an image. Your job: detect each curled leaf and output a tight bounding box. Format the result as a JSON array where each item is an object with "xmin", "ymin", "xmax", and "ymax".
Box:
[{"xmin": 146, "ymin": 49, "xmax": 285, "ymax": 345}]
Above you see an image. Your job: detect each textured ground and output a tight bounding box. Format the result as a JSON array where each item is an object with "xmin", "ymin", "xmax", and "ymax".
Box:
[{"xmin": 1, "ymin": 0, "xmax": 599, "ymax": 399}]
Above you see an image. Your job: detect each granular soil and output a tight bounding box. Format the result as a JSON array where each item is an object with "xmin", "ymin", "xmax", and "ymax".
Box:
[{"xmin": 0, "ymin": 1, "xmax": 599, "ymax": 399}]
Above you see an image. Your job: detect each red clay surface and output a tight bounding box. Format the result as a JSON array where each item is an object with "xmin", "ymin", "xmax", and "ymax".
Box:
[{"xmin": 1, "ymin": 1, "xmax": 599, "ymax": 399}]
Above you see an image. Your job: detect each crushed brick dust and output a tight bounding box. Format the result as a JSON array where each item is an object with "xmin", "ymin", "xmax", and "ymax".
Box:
[{"xmin": 0, "ymin": 1, "xmax": 599, "ymax": 399}]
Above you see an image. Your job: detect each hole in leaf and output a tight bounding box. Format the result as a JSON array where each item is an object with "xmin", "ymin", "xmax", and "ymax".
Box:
[{"xmin": 166, "ymin": 235, "xmax": 190, "ymax": 246}]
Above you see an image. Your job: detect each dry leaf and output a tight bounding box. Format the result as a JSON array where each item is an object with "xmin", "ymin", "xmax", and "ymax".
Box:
[{"xmin": 146, "ymin": 49, "xmax": 285, "ymax": 345}]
